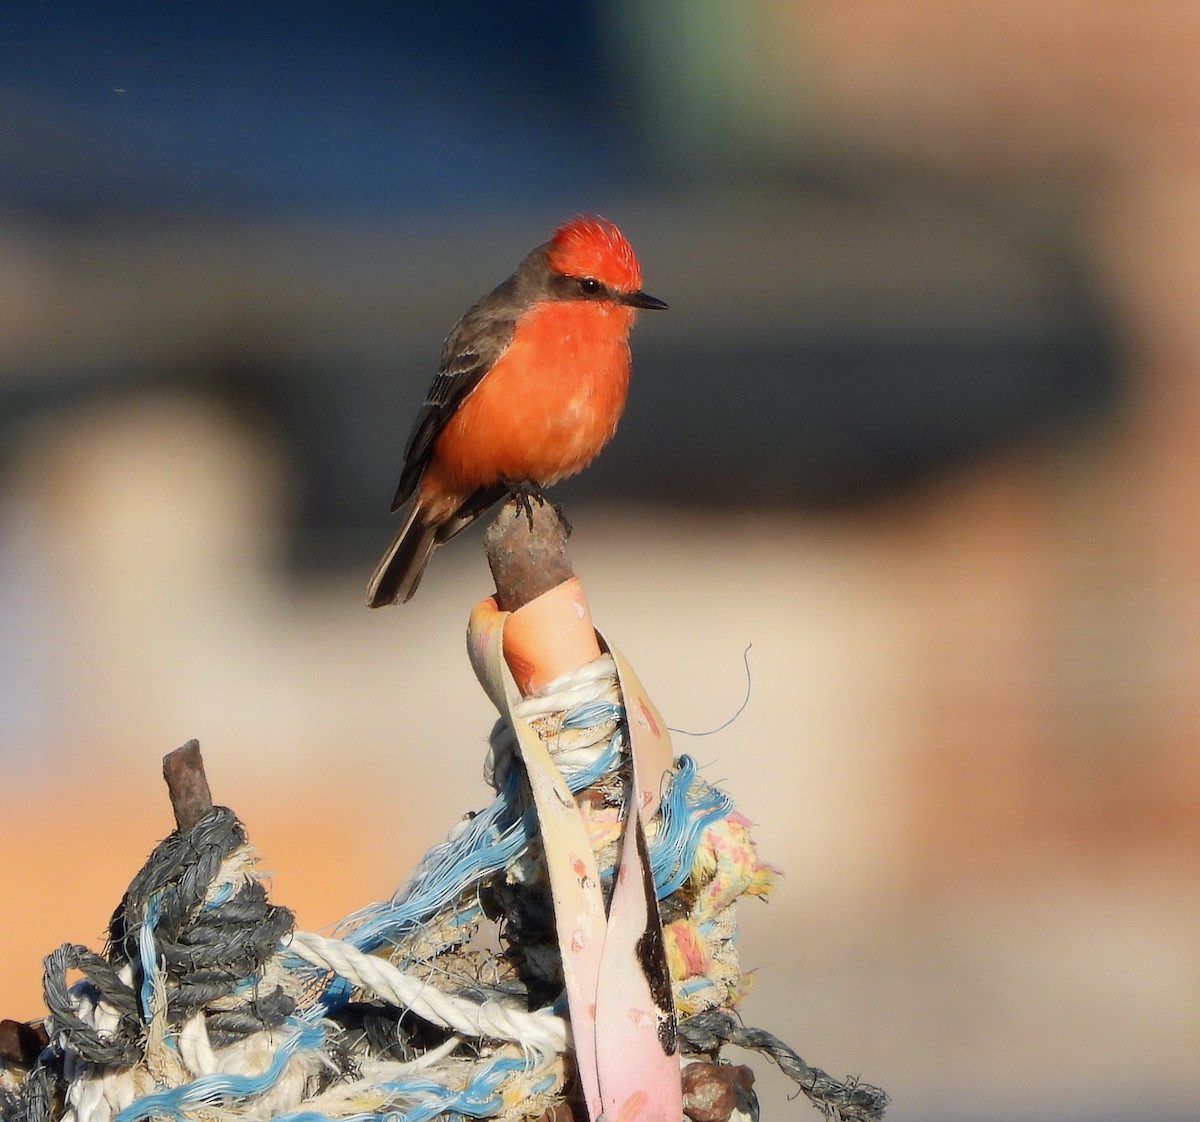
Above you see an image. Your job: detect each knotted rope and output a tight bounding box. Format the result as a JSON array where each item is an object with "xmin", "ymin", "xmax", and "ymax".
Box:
[{"xmin": 2, "ymin": 655, "xmax": 887, "ymax": 1122}]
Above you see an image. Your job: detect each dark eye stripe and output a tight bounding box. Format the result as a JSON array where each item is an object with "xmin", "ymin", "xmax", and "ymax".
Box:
[{"xmin": 544, "ymin": 271, "xmax": 616, "ymax": 302}]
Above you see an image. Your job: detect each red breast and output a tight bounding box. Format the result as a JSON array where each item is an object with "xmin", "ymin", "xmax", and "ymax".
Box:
[{"xmin": 417, "ymin": 299, "xmax": 635, "ymax": 517}]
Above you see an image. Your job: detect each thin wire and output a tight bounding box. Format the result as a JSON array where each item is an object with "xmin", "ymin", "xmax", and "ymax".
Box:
[{"xmin": 669, "ymin": 644, "xmax": 752, "ymax": 737}]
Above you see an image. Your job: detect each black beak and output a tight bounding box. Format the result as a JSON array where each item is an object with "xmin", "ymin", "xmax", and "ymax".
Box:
[{"xmin": 623, "ymin": 290, "xmax": 668, "ymax": 310}]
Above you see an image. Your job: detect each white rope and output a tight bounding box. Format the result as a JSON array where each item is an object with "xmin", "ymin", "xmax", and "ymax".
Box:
[
  {"xmin": 287, "ymin": 931, "xmax": 568, "ymax": 1056},
  {"xmin": 514, "ymin": 654, "xmax": 618, "ymax": 718},
  {"xmin": 485, "ymin": 654, "xmax": 622, "ymax": 791},
  {"xmin": 175, "ymin": 1012, "xmax": 217, "ymax": 1078}
]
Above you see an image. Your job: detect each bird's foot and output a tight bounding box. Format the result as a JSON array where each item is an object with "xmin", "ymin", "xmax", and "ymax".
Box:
[
  {"xmin": 504, "ymin": 480, "xmax": 550, "ymax": 530},
  {"xmin": 553, "ymin": 503, "xmax": 573, "ymax": 537}
]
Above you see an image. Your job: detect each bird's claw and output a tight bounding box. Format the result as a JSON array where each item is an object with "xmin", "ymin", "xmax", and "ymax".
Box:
[
  {"xmin": 504, "ymin": 480, "xmax": 548, "ymax": 531},
  {"xmin": 501, "ymin": 484, "xmax": 570, "ymax": 535},
  {"xmin": 553, "ymin": 503, "xmax": 573, "ymax": 537}
]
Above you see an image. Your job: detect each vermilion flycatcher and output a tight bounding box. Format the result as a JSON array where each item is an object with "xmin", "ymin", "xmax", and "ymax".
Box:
[{"xmin": 366, "ymin": 215, "xmax": 666, "ymax": 606}]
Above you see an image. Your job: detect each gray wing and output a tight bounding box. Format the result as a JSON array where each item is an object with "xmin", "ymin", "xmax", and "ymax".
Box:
[{"xmin": 390, "ymin": 281, "xmax": 521, "ymax": 512}]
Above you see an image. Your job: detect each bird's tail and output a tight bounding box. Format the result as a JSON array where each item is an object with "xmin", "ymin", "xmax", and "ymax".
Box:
[{"xmin": 365, "ymin": 504, "xmax": 439, "ymax": 607}]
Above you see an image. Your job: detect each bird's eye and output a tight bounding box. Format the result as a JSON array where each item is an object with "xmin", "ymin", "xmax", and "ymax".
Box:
[{"xmin": 578, "ymin": 277, "xmax": 602, "ymax": 296}]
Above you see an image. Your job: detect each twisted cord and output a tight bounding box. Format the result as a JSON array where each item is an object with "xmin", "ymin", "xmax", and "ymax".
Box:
[
  {"xmin": 108, "ymin": 806, "xmax": 294, "ymax": 1033},
  {"xmin": 340, "ymin": 657, "xmax": 724, "ymax": 973},
  {"xmin": 110, "ymin": 1015, "xmax": 326, "ymax": 1122},
  {"xmin": 271, "ymin": 1052, "xmax": 557, "ymax": 1122},
  {"xmin": 288, "ymin": 932, "xmax": 567, "ymax": 1056},
  {"xmin": 679, "ymin": 1010, "xmax": 890, "ymax": 1122},
  {"xmin": 41, "ymin": 946, "xmax": 140, "ymax": 1069},
  {"xmin": 4, "ymin": 654, "xmax": 886, "ymax": 1122},
  {"xmin": 1, "ymin": 1056, "xmax": 55, "ymax": 1122}
]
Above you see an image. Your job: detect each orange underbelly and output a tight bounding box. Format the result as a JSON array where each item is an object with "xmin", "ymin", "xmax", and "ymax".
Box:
[{"xmin": 424, "ymin": 301, "xmax": 634, "ymax": 500}]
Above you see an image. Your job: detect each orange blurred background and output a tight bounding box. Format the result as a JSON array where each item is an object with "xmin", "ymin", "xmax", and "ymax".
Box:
[{"xmin": 2, "ymin": 5, "xmax": 1199, "ymax": 1120}]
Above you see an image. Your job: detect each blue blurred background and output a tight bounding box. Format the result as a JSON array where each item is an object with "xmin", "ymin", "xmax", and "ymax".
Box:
[
  {"xmin": 2, "ymin": 5, "xmax": 1197, "ymax": 1121},
  {"xmin": 0, "ymin": 0, "xmax": 1117, "ymax": 550}
]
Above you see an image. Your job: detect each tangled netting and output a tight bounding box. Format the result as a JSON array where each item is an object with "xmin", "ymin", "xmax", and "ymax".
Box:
[{"xmin": 1, "ymin": 656, "xmax": 888, "ymax": 1122}]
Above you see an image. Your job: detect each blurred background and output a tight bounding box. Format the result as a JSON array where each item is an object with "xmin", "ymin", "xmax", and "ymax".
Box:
[{"xmin": 2, "ymin": 3, "xmax": 1198, "ymax": 1119}]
